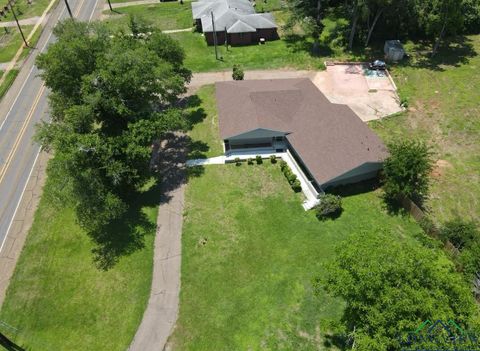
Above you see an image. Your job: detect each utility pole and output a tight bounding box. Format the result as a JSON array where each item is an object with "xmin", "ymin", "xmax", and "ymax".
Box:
[
  {"xmin": 107, "ymin": 0, "xmax": 113, "ymax": 11},
  {"xmin": 8, "ymin": 1, "xmax": 28, "ymax": 47},
  {"xmin": 0, "ymin": 331, "xmax": 24, "ymax": 350},
  {"xmin": 63, "ymin": 0, "xmax": 73, "ymax": 18},
  {"xmin": 211, "ymin": 11, "xmax": 219, "ymax": 60}
]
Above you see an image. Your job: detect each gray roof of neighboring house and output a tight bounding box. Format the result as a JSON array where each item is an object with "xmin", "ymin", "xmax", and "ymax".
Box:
[
  {"xmin": 201, "ymin": 12, "xmax": 277, "ymax": 33},
  {"xmin": 192, "ymin": 0, "xmax": 277, "ymax": 33},
  {"xmin": 228, "ymin": 19, "xmax": 257, "ymax": 33},
  {"xmin": 216, "ymin": 79, "xmax": 388, "ymax": 187},
  {"xmin": 192, "ymin": 0, "xmax": 254, "ymax": 20}
]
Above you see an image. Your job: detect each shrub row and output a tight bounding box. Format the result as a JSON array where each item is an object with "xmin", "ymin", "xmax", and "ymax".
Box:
[{"xmin": 279, "ymin": 160, "xmax": 301, "ymax": 193}]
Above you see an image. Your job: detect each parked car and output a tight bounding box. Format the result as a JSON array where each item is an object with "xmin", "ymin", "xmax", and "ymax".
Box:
[{"xmin": 369, "ymin": 60, "xmax": 387, "ymax": 70}]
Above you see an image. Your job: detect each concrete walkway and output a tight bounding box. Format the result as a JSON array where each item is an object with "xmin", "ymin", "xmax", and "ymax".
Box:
[
  {"xmin": 189, "ymin": 69, "xmax": 316, "ymax": 90},
  {"xmin": 0, "ymin": 16, "xmax": 41, "ymax": 28},
  {"xmin": 163, "ymin": 27, "xmax": 193, "ymax": 34},
  {"xmin": 129, "ymin": 134, "xmax": 186, "ymax": 351},
  {"xmin": 104, "ymin": 0, "xmax": 164, "ymax": 10}
]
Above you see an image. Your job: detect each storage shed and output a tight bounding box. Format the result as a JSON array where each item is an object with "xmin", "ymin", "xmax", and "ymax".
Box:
[{"xmin": 384, "ymin": 40, "xmax": 405, "ymax": 61}]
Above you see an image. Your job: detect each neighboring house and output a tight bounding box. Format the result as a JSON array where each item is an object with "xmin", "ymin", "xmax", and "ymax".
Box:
[
  {"xmin": 191, "ymin": 0, "xmax": 278, "ymax": 46},
  {"xmin": 216, "ymin": 78, "xmax": 388, "ymax": 191}
]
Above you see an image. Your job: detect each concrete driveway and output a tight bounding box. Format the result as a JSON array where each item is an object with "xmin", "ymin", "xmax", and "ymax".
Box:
[
  {"xmin": 312, "ymin": 64, "xmax": 403, "ymax": 121},
  {"xmin": 189, "ymin": 66, "xmax": 402, "ymax": 122}
]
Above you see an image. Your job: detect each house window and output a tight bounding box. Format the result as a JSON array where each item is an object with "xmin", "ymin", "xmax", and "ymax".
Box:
[{"xmin": 274, "ymin": 136, "xmax": 283, "ymax": 141}]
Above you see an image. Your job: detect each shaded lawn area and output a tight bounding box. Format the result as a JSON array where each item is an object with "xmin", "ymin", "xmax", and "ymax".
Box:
[
  {"xmin": 103, "ymin": 3, "xmax": 194, "ymax": 31},
  {"xmin": 0, "ymin": 179, "xmax": 160, "ymax": 350},
  {"xmin": 370, "ymin": 35, "xmax": 480, "ymax": 223},
  {"xmin": 168, "ymin": 31, "xmax": 326, "ymax": 72},
  {"xmin": 186, "ymin": 85, "xmax": 223, "ymax": 159},
  {"xmin": 170, "ymin": 163, "xmax": 422, "ymax": 350},
  {"xmin": 3, "ymin": 0, "xmax": 54, "ymax": 21}
]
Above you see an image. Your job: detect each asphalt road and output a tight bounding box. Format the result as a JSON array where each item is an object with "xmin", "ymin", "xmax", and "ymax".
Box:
[{"xmin": 0, "ymin": 0, "xmax": 103, "ymax": 253}]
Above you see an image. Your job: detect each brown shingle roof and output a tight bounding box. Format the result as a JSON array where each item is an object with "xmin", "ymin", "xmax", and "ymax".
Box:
[{"xmin": 216, "ymin": 78, "xmax": 388, "ymax": 186}]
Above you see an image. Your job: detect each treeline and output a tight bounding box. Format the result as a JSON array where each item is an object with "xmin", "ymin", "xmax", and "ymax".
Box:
[
  {"xmin": 287, "ymin": 0, "xmax": 480, "ymax": 54},
  {"xmin": 35, "ymin": 18, "xmax": 191, "ymax": 267}
]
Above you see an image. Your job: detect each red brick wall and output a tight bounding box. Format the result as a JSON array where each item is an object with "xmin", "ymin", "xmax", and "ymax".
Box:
[
  {"xmin": 205, "ymin": 31, "xmax": 227, "ymax": 45},
  {"xmin": 205, "ymin": 28, "xmax": 279, "ymax": 46},
  {"xmin": 255, "ymin": 28, "xmax": 279, "ymax": 41},
  {"xmin": 229, "ymin": 32, "xmax": 253, "ymax": 46}
]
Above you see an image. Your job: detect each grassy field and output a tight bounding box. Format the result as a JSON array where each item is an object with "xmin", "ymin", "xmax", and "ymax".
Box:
[
  {"xmin": 0, "ymin": 179, "xmax": 159, "ymax": 350},
  {"xmin": 169, "ymin": 31, "xmax": 326, "ymax": 72},
  {"xmin": 0, "ymin": 69, "xmax": 19, "ymax": 101},
  {"xmin": 170, "ymin": 163, "xmax": 422, "ymax": 350},
  {"xmin": 103, "ymin": 3, "xmax": 194, "ymax": 31},
  {"xmin": 170, "ymin": 85, "xmax": 423, "ymax": 350},
  {"xmin": 3, "ymin": 0, "xmax": 55, "ymax": 21},
  {"xmin": 0, "ymin": 26, "xmax": 37, "ymax": 63},
  {"xmin": 186, "ymin": 85, "xmax": 224, "ymax": 158},
  {"xmin": 371, "ymin": 35, "xmax": 480, "ymax": 223}
]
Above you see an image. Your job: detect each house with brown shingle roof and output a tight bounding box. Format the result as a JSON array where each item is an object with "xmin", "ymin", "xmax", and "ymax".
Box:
[
  {"xmin": 216, "ymin": 78, "xmax": 388, "ymax": 191},
  {"xmin": 192, "ymin": 0, "xmax": 278, "ymax": 46}
]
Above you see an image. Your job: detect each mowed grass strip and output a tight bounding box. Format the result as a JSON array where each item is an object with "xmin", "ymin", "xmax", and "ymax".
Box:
[
  {"xmin": 2, "ymin": 0, "xmax": 55, "ymax": 21},
  {"xmin": 0, "ymin": 179, "xmax": 158, "ymax": 350},
  {"xmin": 168, "ymin": 30, "xmax": 326, "ymax": 72},
  {"xmin": 0, "ymin": 69, "xmax": 19, "ymax": 101},
  {"xmin": 171, "ymin": 162, "xmax": 422, "ymax": 350},
  {"xmin": 370, "ymin": 35, "xmax": 480, "ymax": 222},
  {"xmin": 186, "ymin": 85, "xmax": 224, "ymax": 158},
  {"xmin": 0, "ymin": 26, "xmax": 35, "ymax": 63},
  {"xmin": 103, "ymin": 3, "xmax": 194, "ymax": 31}
]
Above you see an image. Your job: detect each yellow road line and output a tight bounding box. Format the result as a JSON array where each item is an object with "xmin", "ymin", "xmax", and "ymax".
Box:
[
  {"xmin": 0, "ymin": 85, "xmax": 46, "ymax": 184},
  {"xmin": 0, "ymin": 0, "xmax": 89, "ymax": 185}
]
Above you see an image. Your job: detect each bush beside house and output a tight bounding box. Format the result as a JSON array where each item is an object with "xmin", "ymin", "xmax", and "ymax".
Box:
[{"xmin": 315, "ymin": 194, "xmax": 343, "ymax": 220}]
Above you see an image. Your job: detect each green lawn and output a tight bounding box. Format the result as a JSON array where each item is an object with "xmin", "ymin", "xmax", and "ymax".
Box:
[
  {"xmin": 0, "ymin": 26, "xmax": 35, "ymax": 63},
  {"xmin": 169, "ymin": 30, "xmax": 326, "ymax": 72},
  {"xmin": 0, "ymin": 179, "xmax": 159, "ymax": 350},
  {"xmin": 171, "ymin": 164, "xmax": 422, "ymax": 350},
  {"xmin": 186, "ymin": 85, "xmax": 224, "ymax": 158},
  {"xmin": 103, "ymin": 3, "xmax": 194, "ymax": 31},
  {"xmin": 170, "ymin": 85, "xmax": 423, "ymax": 350},
  {"xmin": 3, "ymin": 0, "xmax": 55, "ymax": 21},
  {"xmin": 0, "ymin": 69, "xmax": 19, "ymax": 101},
  {"xmin": 370, "ymin": 35, "xmax": 480, "ymax": 223}
]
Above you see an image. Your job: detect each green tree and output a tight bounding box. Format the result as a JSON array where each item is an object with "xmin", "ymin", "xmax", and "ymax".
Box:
[
  {"xmin": 232, "ymin": 64, "xmax": 244, "ymax": 80},
  {"xmin": 35, "ymin": 19, "xmax": 191, "ymax": 262},
  {"xmin": 322, "ymin": 230, "xmax": 480, "ymax": 351},
  {"xmin": 414, "ymin": 0, "xmax": 464, "ymax": 55},
  {"xmin": 287, "ymin": 0, "xmax": 327, "ymax": 53},
  {"xmin": 382, "ymin": 140, "xmax": 433, "ymax": 205}
]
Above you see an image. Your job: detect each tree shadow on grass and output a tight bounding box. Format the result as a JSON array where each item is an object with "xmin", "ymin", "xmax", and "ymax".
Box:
[
  {"xmin": 90, "ymin": 191, "xmax": 157, "ymax": 270},
  {"xmin": 329, "ymin": 178, "xmax": 381, "ymax": 198},
  {"xmin": 90, "ymin": 93, "xmax": 208, "ymax": 269},
  {"xmin": 91, "ymin": 132, "xmax": 197, "ymax": 270},
  {"xmin": 396, "ymin": 36, "xmax": 477, "ymax": 72},
  {"xmin": 283, "ymin": 34, "xmax": 334, "ymax": 57}
]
